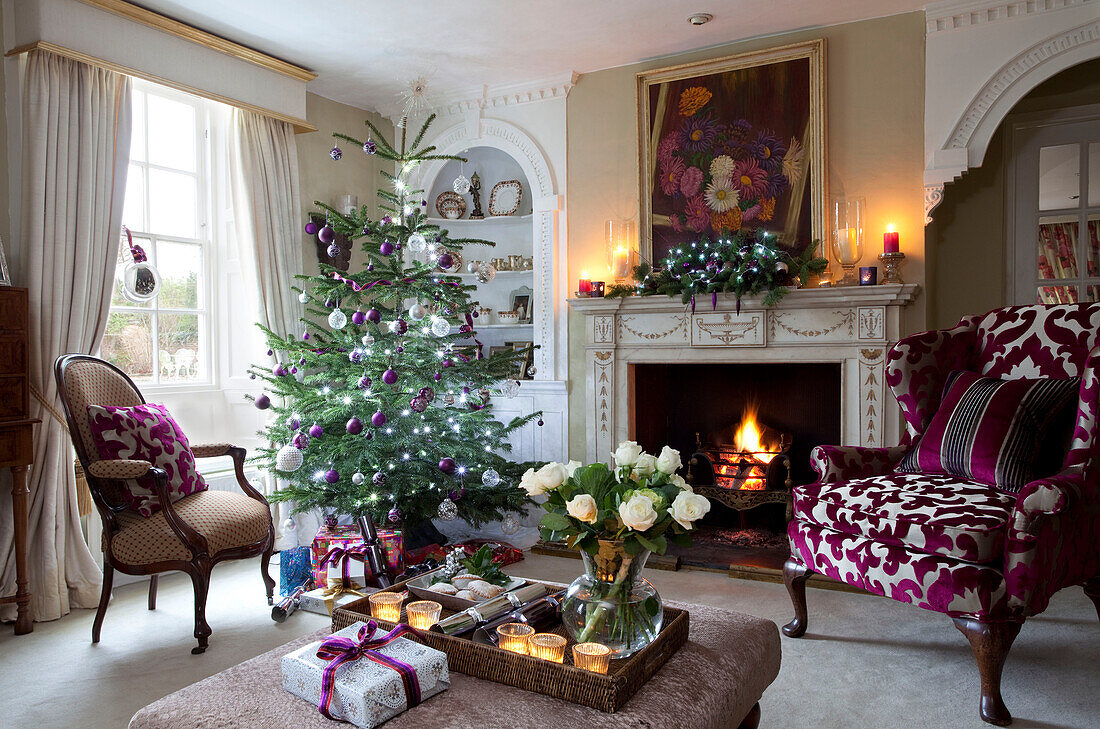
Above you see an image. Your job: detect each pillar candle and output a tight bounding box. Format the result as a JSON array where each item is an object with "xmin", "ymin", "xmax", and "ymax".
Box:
[
  {"xmin": 578, "ymin": 271, "xmax": 592, "ymax": 294},
  {"xmin": 884, "ymin": 227, "xmax": 900, "ymax": 254}
]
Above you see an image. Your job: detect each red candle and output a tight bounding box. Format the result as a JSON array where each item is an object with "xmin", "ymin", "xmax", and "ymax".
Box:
[
  {"xmin": 884, "ymin": 226, "xmax": 900, "ymax": 254},
  {"xmin": 579, "ymin": 272, "xmax": 592, "ymax": 295}
]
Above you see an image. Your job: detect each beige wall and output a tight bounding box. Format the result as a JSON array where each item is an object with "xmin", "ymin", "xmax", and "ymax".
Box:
[
  {"xmin": 565, "ymin": 12, "xmax": 928, "ymax": 459},
  {"xmin": 927, "ymin": 58, "xmax": 1100, "ymax": 329},
  {"xmin": 296, "ymin": 92, "xmax": 392, "ymax": 277}
]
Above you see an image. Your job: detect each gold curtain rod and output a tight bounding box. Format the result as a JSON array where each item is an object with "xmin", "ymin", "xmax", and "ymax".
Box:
[
  {"xmin": 75, "ymin": 0, "xmax": 316, "ymax": 82},
  {"xmin": 6, "ymin": 41, "xmax": 317, "ymax": 134}
]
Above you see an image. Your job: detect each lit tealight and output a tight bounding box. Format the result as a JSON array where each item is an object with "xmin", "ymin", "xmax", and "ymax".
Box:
[
  {"xmin": 405, "ymin": 600, "xmax": 442, "ymax": 630},
  {"xmin": 368, "ymin": 592, "xmax": 404, "ymax": 622},
  {"xmin": 497, "ymin": 622, "xmax": 534, "ymax": 655},
  {"xmin": 528, "ymin": 633, "xmax": 567, "ymax": 663},
  {"xmin": 572, "ymin": 642, "xmax": 611, "ymax": 674}
]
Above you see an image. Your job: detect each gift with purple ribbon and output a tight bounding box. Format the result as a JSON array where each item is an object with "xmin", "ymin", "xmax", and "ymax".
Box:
[{"xmin": 282, "ymin": 620, "xmax": 450, "ymax": 728}]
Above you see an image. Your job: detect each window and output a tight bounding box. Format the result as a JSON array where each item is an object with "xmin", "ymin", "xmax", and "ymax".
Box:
[
  {"xmin": 103, "ymin": 83, "xmax": 210, "ymax": 384},
  {"xmin": 1008, "ymin": 106, "xmax": 1100, "ymax": 304}
]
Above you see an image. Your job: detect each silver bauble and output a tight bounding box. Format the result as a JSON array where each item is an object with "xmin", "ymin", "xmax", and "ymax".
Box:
[
  {"xmin": 501, "ymin": 513, "xmax": 521, "ymax": 535},
  {"xmin": 275, "ymin": 444, "xmax": 304, "ymax": 472},
  {"xmin": 328, "ymin": 308, "xmax": 348, "ymax": 330},
  {"xmin": 437, "ymin": 497, "xmax": 458, "ymax": 521},
  {"xmin": 481, "ymin": 468, "xmax": 501, "ymax": 487},
  {"xmin": 453, "ymin": 174, "xmax": 471, "ymax": 195},
  {"xmin": 466, "ymin": 261, "xmax": 478, "ymax": 274},
  {"xmin": 408, "ymin": 303, "xmax": 428, "ymax": 321},
  {"xmin": 351, "ymin": 471, "xmax": 366, "ymax": 485},
  {"xmin": 431, "ymin": 317, "xmax": 451, "ymax": 337},
  {"xmin": 407, "ymin": 232, "xmax": 427, "ymax": 252},
  {"xmin": 475, "ymin": 262, "xmax": 496, "ymax": 284},
  {"xmin": 282, "ymin": 516, "xmax": 297, "ymax": 533},
  {"xmin": 500, "ymin": 380, "xmax": 520, "ymax": 399},
  {"xmin": 298, "ymin": 291, "xmax": 310, "ymax": 304},
  {"xmin": 119, "ymin": 261, "xmax": 161, "ymax": 303}
]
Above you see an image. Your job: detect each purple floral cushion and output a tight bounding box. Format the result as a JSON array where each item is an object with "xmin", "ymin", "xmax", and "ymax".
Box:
[
  {"xmin": 86, "ymin": 403, "xmax": 208, "ymax": 516},
  {"xmin": 896, "ymin": 371, "xmax": 1079, "ymax": 492}
]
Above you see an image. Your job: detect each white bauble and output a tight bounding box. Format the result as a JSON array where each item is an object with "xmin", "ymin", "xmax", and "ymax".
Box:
[
  {"xmin": 466, "ymin": 261, "xmax": 478, "ymax": 274},
  {"xmin": 275, "ymin": 444, "xmax": 304, "ymax": 472},
  {"xmin": 328, "ymin": 308, "xmax": 348, "ymax": 330},
  {"xmin": 500, "ymin": 380, "xmax": 520, "ymax": 399},
  {"xmin": 298, "ymin": 291, "xmax": 310, "ymax": 304},
  {"xmin": 408, "ymin": 303, "xmax": 428, "ymax": 321},
  {"xmin": 282, "ymin": 516, "xmax": 297, "ymax": 533},
  {"xmin": 453, "ymin": 174, "xmax": 471, "ymax": 195},
  {"xmin": 351, "ymin": 471, "xmax": 366, "ymax": 485},
  {"xmin": 431, "ymin": 317, "xmax": 451, "ymax": 337},
  {"xmin": 407, "ymin": 233, "xmax": 427, "ymax": 252},
  {"xmin": 362, "ymin": 334, "xmax": 374, "ymax": 346}
]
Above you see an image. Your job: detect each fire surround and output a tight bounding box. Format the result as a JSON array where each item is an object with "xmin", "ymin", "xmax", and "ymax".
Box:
[{"xmin": 570, "ymin": 284, "xmax": 921, "ymax": 465}]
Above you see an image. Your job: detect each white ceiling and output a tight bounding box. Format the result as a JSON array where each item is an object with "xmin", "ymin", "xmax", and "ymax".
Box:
[{"xmin": 134, "ymin": 0, "xmax": 929, "ymax": 113}]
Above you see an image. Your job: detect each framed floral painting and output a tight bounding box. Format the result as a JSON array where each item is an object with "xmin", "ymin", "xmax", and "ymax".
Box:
[{"xmin": 637, "ymin": 39, "xmax": 826, "ymax": 262}]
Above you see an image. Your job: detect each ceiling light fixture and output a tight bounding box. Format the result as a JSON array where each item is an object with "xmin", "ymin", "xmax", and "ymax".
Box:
[{"xmin": 687, "ymin": 12, "xmax": 713, "ymax": 26}]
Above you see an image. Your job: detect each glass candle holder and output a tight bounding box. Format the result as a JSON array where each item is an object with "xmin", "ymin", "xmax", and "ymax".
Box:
[
  {"xmin": 528, "ymin": 633, "xmax": 567, "ymax": 663},
  {"xmin": 831, "ymin": 197, "xmax": 865, "ymax": 286},
  {"xmin": 405, "ymin": 600, "xmax": 442, "ymax": 630},
  {"xmin": 368, "ymin": 592, "xmax": 404, "ymax": 622},
  {"xmin": 572, "ymin": 642, "xmax": 611, "ymax": 674},
  {"xmin": 496, "ymin": 622, "xmax": 535, "ymax": 655}
]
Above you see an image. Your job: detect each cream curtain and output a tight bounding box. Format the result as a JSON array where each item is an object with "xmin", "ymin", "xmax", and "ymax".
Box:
[
  {"xmin": 230, "ymin": 108, "xmax": 305, "ymax": 547},
  {"xmin": 0, "ymin": 50, "xmax": 131, "ymax": 622}
]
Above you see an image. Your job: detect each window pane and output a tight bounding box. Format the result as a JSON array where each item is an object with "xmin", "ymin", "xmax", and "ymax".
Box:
[
  {"xmin": 1038, "ymin": 285, "xmax": 1079, "ymax": 304},
  {"xmin": 103, "ymin": 311, "xmax": 154, "ymax": 382},
  {"xmin": 111, "ymin": 234, "xmax": 154, "ymax": 309},
  {"xmin": 1037, "ymin": 217, "xmax": 1078, "ymax": 279},
  {"xmin": 1039, "ymin": 144, "xmax": 1080, "ymax": 211},
  {"xmin": 158, "ymin": 313, "xmax": 201, "ymax": 381},
  {"xmin": 146, "ymin": 94, "xmax": 196, "ymax": 171},
  {"xmin": 122, "ymin": 164, "xmax": 145, "ymax": 232},
  {"xmin": 1087, "ymin": 216, "xmax": 1099, "ymax": 279},
  {"xmin": 148, "ymin": 168, "xmax": 197, "ymax": 238},
  {"xmin": 1090, "ymin": 142, "xmax": 1099, "ymax": 207},
  {"xmin": 156, "ymin": 241, "xmax": 201, "ymax": 309},
  {"xmin": 130, "ymin": 90, "xmax": 146, "ymax": 163},
  {"xmin": 1087, "ymin": 285, "xmax": 1099, "ymax": 303}
]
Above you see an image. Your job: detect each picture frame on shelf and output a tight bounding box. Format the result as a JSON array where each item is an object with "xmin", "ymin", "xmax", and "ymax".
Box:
[
  {"xmin": 506, "ymin": 341, "xmax": 534, "ymax": 380},
  {"xmin": 636, "ymin": 38, "xmax": 826, "ymax": 262},
  {"xmin": 487, "ymin": 345, "xmax": 511, "ymax": 360},
  {"xmin": 510, "ymin": 285, "xmax": 533, "ymax": 324}
]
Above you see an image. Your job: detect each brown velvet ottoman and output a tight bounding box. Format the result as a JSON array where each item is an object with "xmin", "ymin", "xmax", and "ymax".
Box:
[{"xmin": 129, "ymin": 601, "xmax": 780, "ymax": 729}]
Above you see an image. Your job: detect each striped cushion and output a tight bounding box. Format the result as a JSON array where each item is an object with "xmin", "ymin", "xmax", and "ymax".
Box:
[{"xmin": 896, "ymin": 370, "xmax": 1079, "ymax": 492}]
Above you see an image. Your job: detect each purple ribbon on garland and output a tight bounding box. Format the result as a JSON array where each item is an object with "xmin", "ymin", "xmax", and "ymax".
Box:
[
  {"xmin": 314, "ymin": 621, "xmax": 425, "ymax": 720},
  {"xmin": 330, "ymin": 271, "xmax": 463, "ymax": 292}
]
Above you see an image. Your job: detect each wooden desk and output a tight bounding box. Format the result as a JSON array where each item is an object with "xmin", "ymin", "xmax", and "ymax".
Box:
[{"xmin": 0, "ymin": 287, "xmax": 34, "ymax": 634}]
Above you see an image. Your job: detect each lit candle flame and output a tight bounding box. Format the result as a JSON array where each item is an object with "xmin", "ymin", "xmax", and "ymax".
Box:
[{"xmin": 886, "ymin": 223, "xmax": 896, "ymax": 233}]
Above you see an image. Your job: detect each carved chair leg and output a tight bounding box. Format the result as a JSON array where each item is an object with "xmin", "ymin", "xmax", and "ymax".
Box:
[
  {"xmin": 952, "ymin": 618, "xmax": 1023, "ymax": 727},
  {"xmin": 737, "ymin": 702, "xmax": 761, "ymax": 729},
  {"xmin": 261, "ymin": 543, "xmax": 276, "ymax": 606},
  {"xmin": 1084, "ymin": 578, "xmax": 1100, "ymax": 622},
  {"xmin": 92, "ymin": 562, "xmax": 113, "ymax": 644},
  {"xmin": 782, "ymin": 558, "xmax": 813, "ymax": 638},
  {"xmin": 148, "ymin": 574, "xmax": 158, "ymax": 610},
  {"xmin": 188, "ymin": 567, "xmax": 213, "ymax": 655}
]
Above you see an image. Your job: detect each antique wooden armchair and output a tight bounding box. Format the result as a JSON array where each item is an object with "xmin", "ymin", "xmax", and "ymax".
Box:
[
  {"xmin": 55, "ymin": 354, "xmax": 275, "ymax": 654},
  {"xmin": 782, "ymin": 304, "xmax": 1100, "ymax": 726}
]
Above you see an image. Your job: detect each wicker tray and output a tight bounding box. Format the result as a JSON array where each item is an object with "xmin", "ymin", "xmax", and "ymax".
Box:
[{"xmin": 332, "ymin": 578, "xmax": 689, "ymax": 713}]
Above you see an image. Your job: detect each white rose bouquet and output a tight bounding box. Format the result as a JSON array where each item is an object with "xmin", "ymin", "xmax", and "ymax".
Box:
[{"xmin": 527, "ymin": 441, "xmax": 711, "ymax": 652}]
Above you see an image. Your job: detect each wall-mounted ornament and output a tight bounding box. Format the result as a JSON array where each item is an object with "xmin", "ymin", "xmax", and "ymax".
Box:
[{"xmin": 308, "ymin": 213, "xmax": 352, "ymax": 271}]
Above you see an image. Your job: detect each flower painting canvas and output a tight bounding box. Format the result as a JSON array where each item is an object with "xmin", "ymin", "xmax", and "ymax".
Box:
[{"xmin": 638, "ymin": 40, "xmax": 826, "ymax": 262}]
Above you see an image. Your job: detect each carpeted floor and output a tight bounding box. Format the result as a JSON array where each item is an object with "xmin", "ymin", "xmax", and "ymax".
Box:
[{"xmin": 1, "ymin": 552, "xmax": 1096, "ymax": 729}]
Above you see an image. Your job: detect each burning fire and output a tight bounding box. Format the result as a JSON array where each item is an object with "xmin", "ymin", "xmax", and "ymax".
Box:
[{"xmin": 733, "ymin": 406, "xmax": 778, "ymax": 463}]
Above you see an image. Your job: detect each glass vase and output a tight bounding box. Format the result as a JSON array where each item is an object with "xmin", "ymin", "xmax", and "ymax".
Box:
[
  {"xmin": 561, "ymin": 540, "xmax": 663, "ymax": 658},
  {"xmin": 831, "ymin": 197, "xmax": 865, "ymax": 286}
]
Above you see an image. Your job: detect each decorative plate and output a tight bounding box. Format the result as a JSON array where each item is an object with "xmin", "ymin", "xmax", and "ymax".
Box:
[
  {"xmin": 488, "ymin": 180, "xmax": 523, "ymax": 216},
  {"xmin": 406, "ymin": 569, "xmax": 527, "ymax": 612},
  {"xmin": 437, "ymin": 248, "xmax": 463, "ymax": 274},
  {"xmin": 435, "ymin": 191, "xmax": 466, "ymax": 220}
]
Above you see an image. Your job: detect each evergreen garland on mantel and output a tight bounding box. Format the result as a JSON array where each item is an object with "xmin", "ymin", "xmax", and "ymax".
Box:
[{"xmin": 606, "ymin": 229, "xmax": 828, "ymax": 312}]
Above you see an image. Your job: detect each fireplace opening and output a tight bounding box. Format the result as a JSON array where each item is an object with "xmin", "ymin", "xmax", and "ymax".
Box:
[{"xmin": 629, "ymin": 362, "xmax": 841, "ymax": 571}]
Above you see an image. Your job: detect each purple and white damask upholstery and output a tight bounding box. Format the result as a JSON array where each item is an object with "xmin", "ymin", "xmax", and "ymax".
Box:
[
  {"xmin": 790, "ymin": 303, "xmax": 1100, "ymax": 623},
  {"xmin": 86, "ymin": 403, "xmax": 208, "ymax": 516}
]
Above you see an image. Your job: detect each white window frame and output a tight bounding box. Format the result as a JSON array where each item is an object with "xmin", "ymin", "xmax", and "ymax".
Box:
[
  {"xmin": 1006, "ymin": 103, "xmax": 1100, "ymax": 304},
  {"xmin": 110, "ymin": 80, "xmax": 216, "ymax": 393}
]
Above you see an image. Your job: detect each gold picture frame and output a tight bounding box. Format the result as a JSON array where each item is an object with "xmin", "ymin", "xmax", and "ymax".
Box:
[{"xmin": 636, "ymin": 39, "xmax": 827, "ymax": 262}]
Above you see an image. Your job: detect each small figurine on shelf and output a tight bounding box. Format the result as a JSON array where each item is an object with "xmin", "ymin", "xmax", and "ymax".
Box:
[{"xmin": 468, "ymin": 171, "xmax": 484, "ymax": 219}]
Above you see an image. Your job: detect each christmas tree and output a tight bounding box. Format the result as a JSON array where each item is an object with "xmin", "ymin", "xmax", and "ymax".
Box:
[{"xmin": 248, "ymin": 113, "xmax": 540, "ymax": 538}]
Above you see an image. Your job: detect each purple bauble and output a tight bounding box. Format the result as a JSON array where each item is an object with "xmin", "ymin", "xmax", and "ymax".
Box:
[
  {"xmin": 366, "ymin": 308, "xmax": 382, "ymax": 323},
  {"xmin": 433, "ymin": 372, "xmax": 442, "ymax": 381},
  {"xmin": 346, "ymin": 417, "xmax": 363, "ymax": 435},
  {"xmin": 308, "ymin": 424, "xmax": 324, "ymax": 438},
  {"xmin": 442, "ymin": 359, "xmax": 454, "ymax": 368},
  {"xmin": 393, "ymin": 319, "xmax": 408, "ymax": 335},
  {"xmin": 273, "ymin": 364, "xmax": 286, "ymax": 377},
  {"xmin": 329, "ymin": 146, "xmax": 342, "ymax": 161},
  {"xmin": 348, "ymin": 350, "xmax": 362, "ymax": 364},
  {"xmin": 364, "ymin": 431, "xmax": 373, "ymax": 441},
  {"xmin": 254, "ymin": 394, "xmax": 271, "ymax": 410},
  {"xmin": 267, "ymin": 348, "xmax": 274, "ymax": 356},
  {"xmin": 357, "ymin": 375, "xmax": 372, "ymax": 390},
  {"xmin": 292, "ymin": 432, "xmax": 310, "ymax": 450},
  {"xmin": 318, "ymin": 225, "xmax": 336, "ymax": 244},
  {"xmin": 291, "ymin": 367, "xmax": 298, "ymax": 374},
  {"xmin": 449, "ymin": 487, "xmax": 465, "ymax": 501},
  {"xmin": 287, "ymin": 416, "xmax": 301, "ymax": 431},
  {"xmin": 381, "ymin": 368, "xmax": 398, "ymax": 385},
  {"xmin": 327, "ymin": 243, "xmax": 342, "ymax": 258},
  {"xmin": 387, "ymin": 508, "xmax": 402, "ymax": 524},
  {"xmin": 363, "ymin": 140, "xmax": 377, "ymax": 155},
  {"xmin": 410, "ymin": 396, "xmax": 428, "ymax": 413},
  {"xmin": 304, "ymin": 220, "xmax": 319, "ymax": 235},
  {"xmin": 371, "ymin": 411, "xmax": 387, "ymax": 427},
  {"xmin": 438, "ymin": 457, "xmax": 457, "ymax": 475},
  {"xmin": 324, "ymin": 298, "xmax": 336, "ymax": 309},
  {"xmin": 437, "ymin": 252, "xmax": 454, "ymax": 270},
  {"xmin": 324, "ymin": 469, "xmax": 340, "ymax": 484},
  {"xmin": 396, "ymin": 346, "xmax": 404, "ymax": 353},
  {"xmin": 351, "ymin": 310, "xmax": 366, "ymax": 326},
  {"xmin": 379, "ymin": 240, "xmax": 394, "ymax": 256},
  {"xmin": 537, "ymin": 419, "xmax": 544, "ymax": 426},
  {"xmin": 418, "ymin": 387, "xmax": 435, "ymax": 403},
  {"xmin": 372, "ymin": 472, "xmax": 387, "ymax": 487}
]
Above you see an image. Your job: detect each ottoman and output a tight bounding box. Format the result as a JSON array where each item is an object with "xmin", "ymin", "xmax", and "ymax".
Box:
[{"xmin": 129, "ymin": 602, "xmax": 780, "ymax": 729}]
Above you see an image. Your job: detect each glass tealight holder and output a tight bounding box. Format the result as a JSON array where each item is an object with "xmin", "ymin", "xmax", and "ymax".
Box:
[
  {"xmin": 496, "ymin": 622, "xmax": 535, "ymax": 655},
  {"xmin": 572, "ymin": 642, "xmax": 611, "ymax": 674},
  {"xmin": 529, "ymin": 633, "xmax": 567, "ymax": 663},
  {"xmin": 368, "ymin": 592, "xmax": 404, "ymax": 622},
  {"xmin": 405, "ymin": 600, "xmax": 442, "ymax": 630},
  {"xmin": 831, "ymin": 197, "xmax": 865, "ymax": 286}
]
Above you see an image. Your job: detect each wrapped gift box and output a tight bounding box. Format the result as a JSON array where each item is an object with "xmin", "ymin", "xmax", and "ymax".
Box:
[
  {"xmin": 282, "ymin": 621, "xmax": 449, "ymax": 728},
  {"xmin": 279, "ymin": 546, "xmax": 313, "ymax": 597},
  {"xmin": 377, "ymin": 529, "xmax": 405, "ymax": 574},
  {"xmin": 311, "ymin": 525, "xmax": 363, "ymax": 589},
  {"xmin": 299, "ymin": 584, "xmax": 377, "ymax": 616}
]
